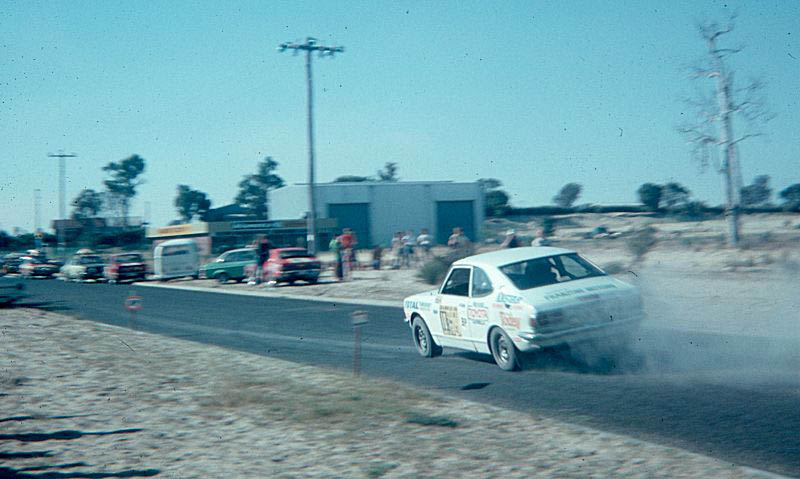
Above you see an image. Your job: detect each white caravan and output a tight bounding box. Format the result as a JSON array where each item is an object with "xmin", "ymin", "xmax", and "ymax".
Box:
[{"xmin": 153, "ymin": 239, "xmax": 200, "ymax": 281}]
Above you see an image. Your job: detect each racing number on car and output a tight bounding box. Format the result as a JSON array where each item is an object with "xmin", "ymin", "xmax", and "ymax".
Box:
[{"xmin": 439, "ymin": 305, "xmax": 462, "ymax": 337}]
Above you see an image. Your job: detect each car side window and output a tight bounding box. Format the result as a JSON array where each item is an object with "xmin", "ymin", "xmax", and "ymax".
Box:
[
  {"xmin": 471, "ymin": 267, "xmax": 493, "ymax": 297},
  {"xmin": 441, "ymin": 267, "xmax": 470, "ymax": 296}
]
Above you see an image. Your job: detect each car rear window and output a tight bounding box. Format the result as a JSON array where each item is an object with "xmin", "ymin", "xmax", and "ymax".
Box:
[
  {"xmin": 79, "ymin": 255, "xmax": 103, "ymax": 264},
  {"xmin": 115, "ymin": 254, "xmax": 143, "ymax": 263},
  {"xmin": 279, "ymin": 250, "xmax": 312, "ymax": 259},
  {"xmin": 500, "ymin": 253, "xmax": 605, "ymax": 290}
]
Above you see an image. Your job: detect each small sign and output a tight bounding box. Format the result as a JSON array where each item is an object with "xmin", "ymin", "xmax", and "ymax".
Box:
[
  {"xmin": 125, "ymin": 295, "xmax": 143, "ymax": 311},
  {"xmin": 351, "ymin": 310, "xmax": 368, "ymax": 326}
]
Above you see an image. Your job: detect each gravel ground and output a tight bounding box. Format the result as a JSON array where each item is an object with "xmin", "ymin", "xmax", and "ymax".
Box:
[{"xmin": 1, "ymin": 308, "xmax": 787, "ymax": 478}]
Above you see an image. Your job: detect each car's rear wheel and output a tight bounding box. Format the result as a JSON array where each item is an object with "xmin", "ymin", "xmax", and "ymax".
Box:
[
  {"xmin": 412, "ymin": 317, "xmax": 442, "ymax": 358},
  {"xmin": 490, "ymin": 328, "xmax": 519, "ymax": 371},
  {"xmin": 217, "ymin": 273, "xmax": 229, "ymax": 284}
]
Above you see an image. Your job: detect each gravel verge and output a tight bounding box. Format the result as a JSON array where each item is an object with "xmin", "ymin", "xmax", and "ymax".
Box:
[{"xmin": 1, "ymin": 308, "xmax": 785, "ymax": 478}]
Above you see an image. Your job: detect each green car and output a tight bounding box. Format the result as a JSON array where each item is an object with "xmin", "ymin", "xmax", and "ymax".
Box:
[{"xmin": 200, "ymin": 248, "xmax": 256, "ymax": 283}]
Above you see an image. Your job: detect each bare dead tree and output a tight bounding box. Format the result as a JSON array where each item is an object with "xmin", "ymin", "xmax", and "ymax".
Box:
[{"xmin": 678, "ymin": 14, "xmax": 773, "ymax": 247}]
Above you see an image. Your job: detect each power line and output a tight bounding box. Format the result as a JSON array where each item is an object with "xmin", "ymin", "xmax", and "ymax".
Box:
[{"xmin": 278, "ymin": 37, "xmax": 344, "ymax": 255}]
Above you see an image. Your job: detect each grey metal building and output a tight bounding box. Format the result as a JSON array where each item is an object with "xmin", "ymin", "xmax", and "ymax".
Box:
[{"xmin": 269, "ymin": 181, "xmax": 484, "ymax": 248}]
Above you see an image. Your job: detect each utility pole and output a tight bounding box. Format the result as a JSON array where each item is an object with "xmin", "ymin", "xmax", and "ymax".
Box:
[
  {"xmin": 34, "ymin": 189, "xmax": 42, "ymax": 250},
  {"xmin": 48, "ymin": 151, "xmax": 77, "ymax": 256},
  {"xmin": 278, "ymin": 37, "xmax": 344, "ymax": 255}
]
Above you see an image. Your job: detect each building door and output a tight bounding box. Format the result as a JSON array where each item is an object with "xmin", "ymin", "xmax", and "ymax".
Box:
[
  {"xmin": 436, "ymin": 200, "xmax": 475, "ymax": 244},
  {"xmin": 327, "ymin": 203, "xmax": 371, "ymax": 248}
]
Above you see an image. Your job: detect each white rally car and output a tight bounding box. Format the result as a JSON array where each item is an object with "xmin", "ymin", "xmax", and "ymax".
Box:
[{"xmin": 403, "ymin": 247, "xmax": 643, "ymax": 370}]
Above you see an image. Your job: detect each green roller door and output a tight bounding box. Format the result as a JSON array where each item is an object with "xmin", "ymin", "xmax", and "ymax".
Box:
[
  {"xmin": 436, "ymin": 200, "xmax": 475, "ymax": 244},
  {"xmin": 327, "ymin": 203, "xmax": 371, "ymax": 248}
]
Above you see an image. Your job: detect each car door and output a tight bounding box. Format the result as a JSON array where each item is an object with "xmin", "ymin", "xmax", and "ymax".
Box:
[
  {"xmin": 435, "ymin": 266, "xmax": 475, "ymax": 351},
  {"xmin": 228, "ymin": 251, "xmax": 249, "ymax": 279},
  {"xmin": 465, "ymin": 266, "xmax": 494, "ymax": 348}
]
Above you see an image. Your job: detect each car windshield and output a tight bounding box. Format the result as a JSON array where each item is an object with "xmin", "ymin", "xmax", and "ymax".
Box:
[
  {"xmin": 499, "ymin": 253, "xmax": 605, "ymax": 290},
  {"xmin": 79, "ymin": 255, "xmax": 103, "ymax": 264},
  {"xmin": 279, "ymin": 250, "xmax": 312, "ymax": 259},
  {"xmin": 115, "ymin": 254, "xmax": 143, "ymax": 263}
]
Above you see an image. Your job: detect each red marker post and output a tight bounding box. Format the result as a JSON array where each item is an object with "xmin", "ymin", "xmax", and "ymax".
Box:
[{"xmin": 125, "ymin": 291, "xmax": 142, "ymax": 330}]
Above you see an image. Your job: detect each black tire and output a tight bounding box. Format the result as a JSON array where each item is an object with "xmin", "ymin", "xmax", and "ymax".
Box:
[
  {"xmin": 307, "ymin": 276, "xmax": 319, "ymax": 284},
  {"xmin": 412, "ymin": 317, "xmax": 442, "ymax": 358},
  {"xmin": 490, "ymin": 328, "xmax": 519, "ymax": 371},
  {"xmin": 216, "ymin": 273, "xmax": 229, "ymax": 284}
]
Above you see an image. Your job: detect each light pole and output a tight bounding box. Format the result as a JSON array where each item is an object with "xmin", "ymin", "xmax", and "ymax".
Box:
[
  {"xmin": 48, "ymin": 151, "xmax": 77, "ymax": 256},
  {"xmin": 278, "ymin": 37, "xmax": 344, "ymax": 255}
]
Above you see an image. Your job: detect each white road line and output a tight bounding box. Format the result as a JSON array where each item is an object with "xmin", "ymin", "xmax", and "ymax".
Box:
[{"xmin": 132, "ymin": 281, "xmax": 400, "ymax": 308}]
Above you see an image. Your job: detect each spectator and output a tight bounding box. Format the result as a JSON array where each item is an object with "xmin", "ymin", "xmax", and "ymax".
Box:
[
  {"xmin": 531, "ymin": 228, "xmax": 552, "ymax": 247},
  {"xmin": 372, "ymin": 244, "xmax": 383, "ymax": 270},
  {"xmin": 416, "ymin": 228, "xmax": 433, "ymax": 261},
  {"xmin": 391, "ymin": 232, "xmax": 403, "ymax": 269},
  {"xmin": 338, "ymin": 228, "xmax": 357, "ymax": 279},
  {"xmin": 329, "ymin": 235, "xmax": 343, "ymax": 280},
  {"xmin": 447, "ymin": 227, "xmax": 471, "ymax": 255},
  {"xmin": 256, "ymin": 235, "xmax": 272, "ymax": 285},
  {"xmin": 501, "ymin": 229, "xmax": 521, "ymax": 248},
  {"xmin": 401, "ymin": 230, "xmax": 415, "ymax": 268}
]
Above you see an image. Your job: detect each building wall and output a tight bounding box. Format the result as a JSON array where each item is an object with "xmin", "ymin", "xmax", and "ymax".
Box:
[{"xmin": 270, "ymin": 181, "xmax": 484, "ymax": 247}]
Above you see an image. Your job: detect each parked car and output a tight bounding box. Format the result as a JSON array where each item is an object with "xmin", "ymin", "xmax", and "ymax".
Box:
[
  {"xmin": 105, "ymin": 252, "xmax": 148, "ymax": 284},
  {"xmin": 19, "ymin": 255, "xmax": 59, "ymax": 279},
  {"xmin": 0, "ymin": 275, "xmax": 26, "ymax": 306},
  {"xmin": 1, "ymin": 253, "xmax": 25, "ymax": 275},
  {"xmin": 61, "ymin": 253, "xmax": 106, "ymax": 282},
  {"xmin": 403, "ymin": 246, "xmax": 644, "ymax": 371},
  {"xmin": 264, "ymin": 248, "xmax": 322, "ymax": 285},
  {"xmin": 152, "ymin": 239, "xmax": 200, "ymax": 281},
  {"xmin": 200, "ymin": 248, "xmax": 255, "ymax": 283}
]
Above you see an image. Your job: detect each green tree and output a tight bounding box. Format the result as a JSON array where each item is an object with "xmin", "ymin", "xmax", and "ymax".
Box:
[
  {"xmin": 661, "ymin": 182, "xmax": 691, "ymax": 210},
  {"xmin": 175, "ymin": 185, "xmax": 212, "ymax": 222},
  {"xmin": 235, "ymin": 157, "xmax": 285, "ymax": 219},
  {"xmin": 102, "ymin": 154, "xmax": 146, "ymax": 227},
  {"xmin": 552, "ymin": 183, "xmax": 582, "ymax": 208},
  {"xmin": 741, "ymin": 175, "xmax": 772, "ymax": 207},
  {"xmin": 71, "ymin": 189, "xmax": 104, "ymax": 219},
  {"xmin": 637, "ymin": 183, "xmax": 663, "ymax": 211},
  {"xmin": 478, "ymin": 178, "xmax": 511, "ymax": 216},
  {"xmin": 779, "ymin": 183, "xmax": 800, "ymax": 211},
  {"xmin": 377, "ymin": 162, "xmax": 398, "ymax": 182}
]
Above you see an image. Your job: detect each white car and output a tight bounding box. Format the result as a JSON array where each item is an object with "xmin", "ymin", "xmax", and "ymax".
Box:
[{"xmin": 403, "ymin": 247, "xmax": 643, "ymax": 371}]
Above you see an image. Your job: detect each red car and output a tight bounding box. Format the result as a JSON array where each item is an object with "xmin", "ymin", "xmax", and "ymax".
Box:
[
  {"xmin": 264, "ymin": 248, "xmax": 322, "ymax": 285},
  {"xmin": 105, "ymin": 252, "xmax": 148, "ymax": 284}
]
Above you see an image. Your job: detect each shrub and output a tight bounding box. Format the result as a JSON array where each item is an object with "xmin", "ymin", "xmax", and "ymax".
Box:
[
  {"xmin": 624, "ymin": 226, "xmax": 658, "ymax": 265},
  {"xmin": 416, "ymin": 251, "xmax": 470, "ymax": 285}
]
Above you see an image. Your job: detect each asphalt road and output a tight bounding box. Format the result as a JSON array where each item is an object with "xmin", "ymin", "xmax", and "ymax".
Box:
[{"xmin": 16, "ymin": 279, "xmax": 800, "ymax": 477}]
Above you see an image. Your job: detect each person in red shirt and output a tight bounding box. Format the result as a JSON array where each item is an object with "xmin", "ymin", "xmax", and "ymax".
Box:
[{"xmin": 337, "ymin": 228, "xmax": 358, "ymax": 279}]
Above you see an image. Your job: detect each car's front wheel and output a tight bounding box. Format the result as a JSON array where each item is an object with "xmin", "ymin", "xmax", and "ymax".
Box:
[
  {"xmin": 216, "ymin": 273, "xmax": 229, "ymax": 284},
  {"xmin": 490, "ymin": 328, "xmax": 519, "ymax": 371},
  {"xmin": 412, "ymin": 317, "xmax": 442, "ymax": 358}
]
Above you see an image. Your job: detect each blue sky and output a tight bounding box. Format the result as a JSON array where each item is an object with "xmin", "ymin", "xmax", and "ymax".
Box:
[{"xmin": 2, "ymin": 1, "xmax": 798, "ymax": 232}]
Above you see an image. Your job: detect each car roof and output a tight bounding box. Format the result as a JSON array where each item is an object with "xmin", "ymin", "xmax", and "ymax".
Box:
[
  {"xmin": 224, "ymin": 248, "xmax": 254, "ymax": 254},
  {"xmin": 452, "ymin": 246, "xmax": 575, "ymax": 269}
]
